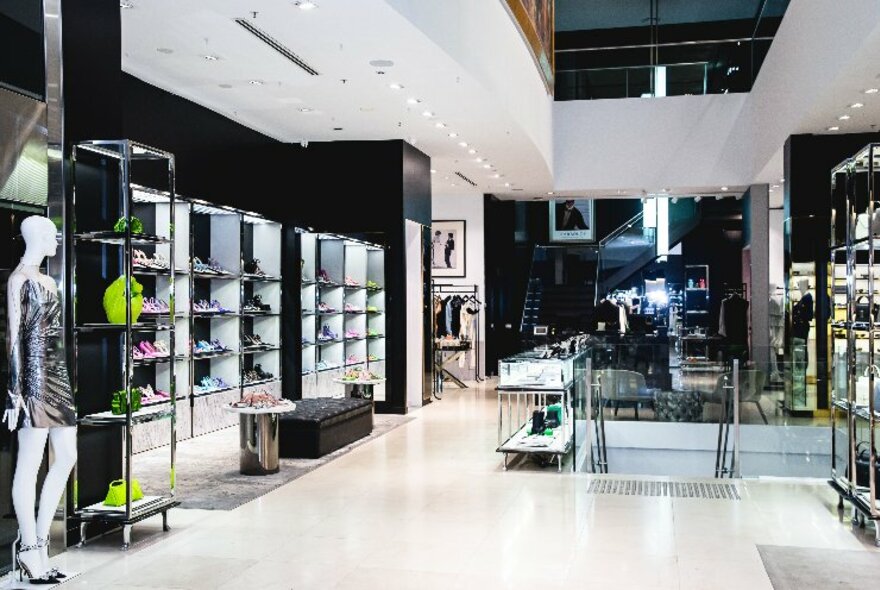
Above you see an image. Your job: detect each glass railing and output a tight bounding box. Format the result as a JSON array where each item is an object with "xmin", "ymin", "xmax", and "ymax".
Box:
[
  {"xmin": 595, "ymin": 213, "xmax": 656, "ymax": 300},
  {"xmin": 577, "ymin": 342, "xmax": 830, "ymax": 479},
  {"xmin": 556, "ymin": 62, "xmax": 709, "ymax": 101}
]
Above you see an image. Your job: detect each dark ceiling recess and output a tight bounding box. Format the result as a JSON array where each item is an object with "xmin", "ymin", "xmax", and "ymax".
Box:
[{"xmin": 234, "ymin": 18, "xmax": 320, "ymax": 76}]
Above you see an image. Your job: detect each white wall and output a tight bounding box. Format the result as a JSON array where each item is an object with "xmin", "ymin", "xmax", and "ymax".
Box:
[
  {"xmin": 554, "ymin": 93, "xmax": 748, "ymax": 192},
  {"xmin": 432, "ymin": 192, "xmax": 486, "ymax": 377},
  {"xmin": 405, "ymin": 220, "xmax": 425, "ymax": 408},
  {"xmin": 384, "ymin": 0, "xmax": 553, "ymax": 179},
  {"xmin": 769, "ymin": 209, "xmax": 784, "ymax": 289}
]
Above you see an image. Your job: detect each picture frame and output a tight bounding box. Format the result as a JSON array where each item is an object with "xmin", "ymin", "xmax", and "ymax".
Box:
[
  {"xmin": 548, "ymin": 199, "xmax": 595, "ymax": 242},
  {"xmin": 430, "ymin": 220, "xmax": 466, "ymax": 278}
]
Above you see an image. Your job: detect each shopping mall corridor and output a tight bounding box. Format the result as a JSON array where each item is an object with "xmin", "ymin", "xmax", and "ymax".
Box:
[{"xmin": 48, "ymin": 381, "xmax": 877, "ymax": 589}]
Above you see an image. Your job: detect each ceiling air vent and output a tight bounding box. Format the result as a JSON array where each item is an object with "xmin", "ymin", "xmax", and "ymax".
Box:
[
  {"xmin": 454, "ymin": 172, "xmax": 477, "ymax": 187},
  {"xmin": 234, "ymin": 18, "xmax": 319, "ymax": 76}
]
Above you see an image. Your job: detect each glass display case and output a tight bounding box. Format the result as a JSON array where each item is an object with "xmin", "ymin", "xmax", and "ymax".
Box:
[{"xmin": 497, "ymin": 351, "xmax": 576, "ymax": 390}]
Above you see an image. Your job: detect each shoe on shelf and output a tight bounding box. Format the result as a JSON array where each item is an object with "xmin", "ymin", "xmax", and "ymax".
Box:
[
  {"xmin": 318, "ymin": 301, "xmax": 336, "ymax": 313},
  {"xmin": 132, "ymin": 345, "xmax": 145, "ymax": 360},
  {"xmin": 368, "ymin": 328, "xmax": 382, "ymax": 338},
  {"xmin": 344, "ymin": 329, "xmax": 362, "ymax": 339},
  {"xmin": 192, "ymin": 257, "xmax": 216, "ymax": 275},
  {"xmin": 207, "ymin": 258, "xmax": 231, "ymax": 275},
  {"xmin": 367, "ymin": 353, "xmax": 380, "ymax": 362},
  {"xmin": 320, "ymin": 325, "xmax": 338, "ymax": 341},
  {"xmin": 152, "ymin": 340, "xmax": 171, "ymax": 357},
  {"xmin": 344, "ymin": 276, "xmax": 360, "ymax": 287},
  {"xmin": 366, "ymin": 280, "xmax": 381, "ymax": 290},
  {"xmin": 244, "ymin": 259, "xmax": 267, "ymax": 277},
  {"xmin": 253, "ymin": 294, "xmax": 271, "ymax": 311},
  {"xmin": 254, "ymin": 364, "xmax": 273, "ymax": 380},
  {"xmin": 346, "ymin": 355, "xmax": 361, "ymax": 365},
  {"xmin": 318, "ymin": 269, "xmax": 333, "ymax": 284},
  {"xmin": 366, "ymin": 305, "xmax": 380, "ymax": 313},
  {"xmin": 344, "ymin": 302, "xmax": 363, "ymax": 313}
]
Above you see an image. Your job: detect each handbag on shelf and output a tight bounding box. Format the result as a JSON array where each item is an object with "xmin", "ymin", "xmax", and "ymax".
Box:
[
  {"xmin": 111, "ymin": 387, "xmax": 143, "ymax": 415},
  {"xmin": 856, "ymin": 295, "xmax": 870, "ymax": 323},
  {"xmin": 103, "ymin": 274, "xmax": 144, "ymax": 324},
  {"xmin": 103, "ymin": 478, "xmax": 144, "ymax": 507}
]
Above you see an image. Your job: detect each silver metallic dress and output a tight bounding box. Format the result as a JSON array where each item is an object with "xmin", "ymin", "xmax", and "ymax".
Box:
[{"xmin": 6, "ymin": 279, "xmax": 76, "ymax": 428}]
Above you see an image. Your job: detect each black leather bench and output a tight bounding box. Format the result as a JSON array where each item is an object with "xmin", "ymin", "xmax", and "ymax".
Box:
[{"xmin": 279, "ymin": 397, "xmax": 373, "ymax": 458}]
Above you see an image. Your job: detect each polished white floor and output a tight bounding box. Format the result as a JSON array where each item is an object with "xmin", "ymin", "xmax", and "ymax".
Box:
[{"xmin": 45, "ymin": 380, "xmax": 878, "ymax": 589}]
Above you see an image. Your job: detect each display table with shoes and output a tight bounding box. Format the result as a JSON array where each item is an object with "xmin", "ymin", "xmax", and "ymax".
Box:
[
  {"xmin": 332, "ymin": 376, "xmax": 386, "ymax": 400},
  {"xmin": 223, "ymin": 401, "xmax": 297, "ymax": 475}
]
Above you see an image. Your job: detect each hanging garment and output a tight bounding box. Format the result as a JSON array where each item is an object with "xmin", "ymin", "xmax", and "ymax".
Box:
[
  {"xmin": 719, "ymin": 294, "xmax": 749, "ymax": 346},
  {"xmin": 449, "ymin": 296, "xmax": 463, "ymax": 336},
  {"xmin": 792, "ymin": 292, "xmax": 814, "ymax": 341},
  {"xmin": 595, "ymin": 299, "xmax": 621, "ymax": 331},
  {"xmin": 443, "ymin": 297, "xmax": 454, "ymax": 335},
  {"xmin": 769, "ymin": 294, "xmax": 784, "ymax": 348}
]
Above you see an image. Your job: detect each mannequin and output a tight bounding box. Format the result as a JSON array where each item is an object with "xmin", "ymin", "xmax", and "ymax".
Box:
[
  {"xmin": 768, "ymin": 284, "xmax": 785, "ymax": 381},
  {"xmin": 6, "ymin": 216, "xmax": 77, "ymax": 584},
  {"xmin": 791, "ymin": 278, "xmax": 814, "ymax": 404}
]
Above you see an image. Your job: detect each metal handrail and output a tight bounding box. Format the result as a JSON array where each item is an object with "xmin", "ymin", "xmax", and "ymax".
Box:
[{"xmin": 599, "ymin": 211, "xmax": 644, "ymax": 247}]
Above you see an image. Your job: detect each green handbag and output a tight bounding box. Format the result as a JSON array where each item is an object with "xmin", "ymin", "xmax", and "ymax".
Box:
[
  {"xmin": 113, "ymin": 216, "xmax": 144, "ymax": 234},
  {"xmin": 110, "ymin": 387, "xmax": 143, "ymax": 415},
  {"xmin": 103, "ymin": 478, "xmax": 144, "ymax": 507},
  {"xmin": 103, "ymin": 275, "xmax": 144, "ymax": 324}
]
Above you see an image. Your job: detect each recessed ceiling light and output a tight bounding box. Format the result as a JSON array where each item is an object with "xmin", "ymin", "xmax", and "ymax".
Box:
[
  {"xmin": 249, "ymin": 79, "xmax": 264, "ymax": 86},
  {"xmin": 828, "ymin": 125, "xmax": 840, "ymax": 131},
  {"xmin": 406, "ymin": 97, "xmax": 421, "ymax": 105},
  {"xmin": 662, "ymin": 188, "xmax": 669, "ymax": 192},
  {"xmin": 203, "ymin": 54, "xmax": 219, "ymax": 61},
  {"xmin": 547, "ymin": 191, "xmax": 555, "ymax": 195},
  {"xmin": 769, "ymin": 188, "xmax": 774, "ymax": 193},
  {"xmin": 838, "ymin": 114, "xmax": 851, "ymax": 120},
  {"xmin": 448, "ymin": 132, "xmax": 458, "ymax": 138},
  {"xmin": 468, "ymin": 149, "xmax": 477, "ymax": 155},
  {"xmin": 451, "ymin": 183, "xmax": 457, "ymax": 187},
  {"xmin": 780, "ymin": 178, "xmax": 785, "ymax": 182},
  {"xmin": 721, "ymin": 186, "xmax": 729, "ymax": 191},
  {"xmin": 156, "ymin": 47, "xmax": 173, "ymax": 54},
  {"xmin": 865, "ymin": 88, "xmax": 879, "ymax": 94},
  {"xmin": 120, "ymin": 1, "xmax": 133, "ymax": 7},
  {"xmin": 296, "ymin": 1, "xmax": 318, "ymax": 10},
  {"xmin": 851, "ymin": 102, "xmax": 865, "ymax": 108},
  {"xmin": 430, "ymin": 169, "xmax": 437, "ymax": 174},
  {"xmin": 389, "ymin": 83, "xmax": 404, "ymax": 90},
  {"xmin": 299, "ymin": 107, "xmax": 313, "ymax": 113},
  {"xmin": 475, "ymin": 157, "xmax": 484, "ymax": 163},
  {"xmin": 421, "ymin": 110, "xmax": 434, "ymax": 118},
  {"xmin": 490, "ymin": 173, "xmax": 501, "ymax": 179},
  {"xmin": 504, "ymin": 182, "xmax": 511, "ymax": 187},
  {"xmin": 458, "ymin": 141, "xmax": 468, "ymax": 148},
  {"xmin": 482, "ymin": 164, "xmax": 491, "ymax": 169},
  {"xmin": 771, "ymin": 184, "xmax": 780, "ymax": 188},
  {"xmin": 434, "ymin": 122, "xmax": 446, "ymax": 128}
]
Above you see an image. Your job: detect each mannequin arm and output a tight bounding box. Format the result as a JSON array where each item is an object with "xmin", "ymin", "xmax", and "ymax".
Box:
[{"xmin": 5, "ymin": 276, "xmax": 26, "ymax": 431}]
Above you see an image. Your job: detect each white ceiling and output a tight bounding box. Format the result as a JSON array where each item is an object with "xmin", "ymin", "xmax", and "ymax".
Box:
[{"xmin": 121, "ymin": 0, "xmax": 553, "ymax": 198}]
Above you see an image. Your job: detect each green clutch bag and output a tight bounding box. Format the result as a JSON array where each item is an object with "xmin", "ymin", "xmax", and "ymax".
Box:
[
  {"xmin": 111, "ymin": 387, "xmax": 143, "ymax": 415},
  {"xmin": 103, "ymin": 275, "xmax": 144, "ymax": 324},
  {"xmin": 103, "ymin": 479, "xmax": 144, "ymax": 507},
  {"xmin": 113, "ymin": 216, "xmax": 144, "ymax": 234}
]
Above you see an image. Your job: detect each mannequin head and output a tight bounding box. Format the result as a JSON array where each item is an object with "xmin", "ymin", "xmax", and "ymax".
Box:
[
  {"xmin": 20, "ymin": 216, "xmax": 58, "ymax": 262},
  {"xmin": 797, "ymin": 278, "xmax": 810, "ymax": 295}
]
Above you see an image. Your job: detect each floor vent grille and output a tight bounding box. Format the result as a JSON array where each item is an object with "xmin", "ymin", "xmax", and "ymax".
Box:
[{"xmin": 587, "ymin": 479, "xmax": 741, "ymax": 500}]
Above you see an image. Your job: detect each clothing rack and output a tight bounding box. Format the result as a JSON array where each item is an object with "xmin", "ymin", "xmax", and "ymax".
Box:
[
  {"xmin": 722, "ymin": 283, "xmax": 748, "ymax": 299},
  {"xmin": 431, "ymin": 283, "xmax": 483, "ymax": 398}
]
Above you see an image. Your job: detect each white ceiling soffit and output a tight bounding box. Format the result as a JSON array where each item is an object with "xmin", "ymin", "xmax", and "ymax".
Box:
[
  {"xmin": 121, "ymin": 0, "xmax": 553, "ymax": 196},
  {"xmin": 553, "ymin": 0, "xmax": 880, "ymax": 199}
]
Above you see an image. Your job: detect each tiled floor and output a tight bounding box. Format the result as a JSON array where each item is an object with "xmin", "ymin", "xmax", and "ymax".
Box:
[{"xmin": 41, "ymin": 380, "xmax": 879, "ymax": 589}]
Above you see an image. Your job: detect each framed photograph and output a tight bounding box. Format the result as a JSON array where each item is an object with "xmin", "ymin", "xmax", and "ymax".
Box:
[
  {"xmin": 431, "ymin": 220, "xmax": 466, "ymax": 278},
  {"xmin": 548, "ymin": 199, "xmax": 595, "ymax": 242}
]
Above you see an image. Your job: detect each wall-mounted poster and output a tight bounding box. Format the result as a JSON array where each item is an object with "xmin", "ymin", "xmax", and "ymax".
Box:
[
  {"xmin": 504, "ymin": 0, "xmax": 555, "ymax": 91},
  {"xmin": 431, "ymin": 220, "xmax": 466, "ymax": 278},
  {"xmin": 549, "ymin": 199, "xmax": 595, "ymax": 242}
]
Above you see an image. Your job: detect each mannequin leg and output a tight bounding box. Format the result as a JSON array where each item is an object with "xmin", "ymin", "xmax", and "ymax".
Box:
[
  {"xmin": 12, "ymin": 428, "xmax": 50, "ymax": 577},
  {"xmin": 35, "ymin": 427, "xmax": 76, "ymax": 575}
]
